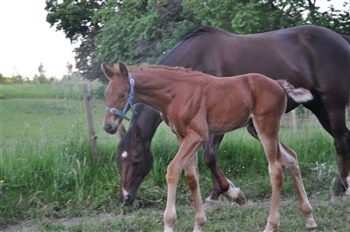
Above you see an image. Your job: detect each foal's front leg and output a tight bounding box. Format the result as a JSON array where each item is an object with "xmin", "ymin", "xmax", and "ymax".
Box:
[
  {"xmin": 184, "ymin": 152, "xmax": 206, "ymax": 231},
  {"xmin": 164, "ymin": 130, "xmax": 207, "ymax": 232}
]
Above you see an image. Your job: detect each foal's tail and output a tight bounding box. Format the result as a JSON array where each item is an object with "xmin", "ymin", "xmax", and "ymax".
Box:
[{"xmin": 276, "ymin": 80, "xmax": 313, "ymax": 103}]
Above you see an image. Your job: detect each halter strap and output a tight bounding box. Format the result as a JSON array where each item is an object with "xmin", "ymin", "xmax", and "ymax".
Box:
[{"xmin": 106, "ymin": 73, "xmax": 137, "ymax": 121}]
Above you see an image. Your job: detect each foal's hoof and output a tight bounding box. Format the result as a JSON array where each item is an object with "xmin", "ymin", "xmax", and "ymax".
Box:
[{"xmin": 305, "ymin": 216, "xmax": 317, "ymax": 230}]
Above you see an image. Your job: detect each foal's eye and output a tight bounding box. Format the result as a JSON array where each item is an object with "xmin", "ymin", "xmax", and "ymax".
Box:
[{"xmin": 119, "ymin": 93, "xmax": 126, "ymax": 99}]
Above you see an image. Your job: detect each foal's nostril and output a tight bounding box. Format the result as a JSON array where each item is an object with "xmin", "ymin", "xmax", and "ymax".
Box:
[{"xmin": 104, "ymin": 123, "xmax": 118, "ymax": 134}]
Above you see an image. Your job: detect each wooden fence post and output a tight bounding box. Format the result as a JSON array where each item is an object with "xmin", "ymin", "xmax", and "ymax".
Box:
[{"xmin": 82, "ymin": 83, "xmax": 98, "ymax": 160}]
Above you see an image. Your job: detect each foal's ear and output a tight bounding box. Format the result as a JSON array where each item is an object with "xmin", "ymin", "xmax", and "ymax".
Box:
[
  {"xmin": 117, "ymin": 62, "xmax": 129, "ymax": 78},
  {"xmin": 101, "ymin": 63, "xmax": 115, "ymax": 80}
]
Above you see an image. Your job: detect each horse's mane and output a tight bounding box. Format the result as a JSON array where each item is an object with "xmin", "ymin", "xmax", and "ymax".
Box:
[{"xmin": 183, "ymin": 26, "xmax": 227, "ymax": 41}]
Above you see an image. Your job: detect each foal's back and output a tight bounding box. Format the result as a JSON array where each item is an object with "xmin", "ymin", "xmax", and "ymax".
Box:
[{"xmin": 190, "ymin": 73, "xmax": 286, "ymax": 134}]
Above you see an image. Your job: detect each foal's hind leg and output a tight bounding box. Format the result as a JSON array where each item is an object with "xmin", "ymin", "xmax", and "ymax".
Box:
[
  {"xmin": 279, "ymin": 142, "xmax": 317, "ymax": 229},
  {"xmin": 248, "ymin": 120, "xmax": 317, "ymax": 230},
  {"xmin": 253, "ymin": 118, "xmax": 285, "ymax": 232},
  {"xmin": 203, "ymin": 134, "xmax": 245, "ymax": 205}
]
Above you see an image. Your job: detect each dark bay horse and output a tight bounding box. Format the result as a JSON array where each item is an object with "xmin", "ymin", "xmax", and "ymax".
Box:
[
  {"xmin": 102, "ymin": 62, "xmax": 317, "ymax": 232},
  {"xmin": 112, "ymin": 25, "xmax": 350, "ymax": 204}
]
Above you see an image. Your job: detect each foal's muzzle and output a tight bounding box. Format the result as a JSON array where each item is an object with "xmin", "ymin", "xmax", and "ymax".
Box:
[{"xmin": 103, "ymin": 121, "xmax": 119, "ymax": 134}]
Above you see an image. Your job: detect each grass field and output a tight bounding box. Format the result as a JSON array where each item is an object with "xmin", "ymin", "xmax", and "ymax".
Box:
[{"xmin": 1, "ymin": 83, "xmax": 349, "ymax": 231}]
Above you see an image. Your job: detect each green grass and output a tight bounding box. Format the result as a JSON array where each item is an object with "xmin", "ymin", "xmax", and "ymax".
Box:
[
  {"xmin": 0, "ymin": 83, "xmax": 54, "ymax": 99},
  {"xmin": 0, "ymin": 83, "xmax": 348, "ymax": 231}
]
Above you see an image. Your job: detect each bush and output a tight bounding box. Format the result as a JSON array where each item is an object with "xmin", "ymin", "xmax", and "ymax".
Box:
[{"xmin": 52, "ymin": 74, "xmax": 106, "ymax": 100}]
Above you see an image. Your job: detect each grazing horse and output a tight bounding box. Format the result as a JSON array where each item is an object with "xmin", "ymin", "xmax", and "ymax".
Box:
[
  {"xmin": 112, "ymin": 25, "xmax": 350, "ymax": 204},
  {"xmin": 102, "ymin": 62, "xmax": 316, "ymax": 232}
]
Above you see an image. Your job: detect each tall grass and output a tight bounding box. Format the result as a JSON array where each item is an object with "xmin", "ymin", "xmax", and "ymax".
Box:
[
  {"xmin": 0, "ymin": 82, "xmax": 344, "ymax": 231},
  {"xmin": 1, "ymin": 81, "xmax": 117, "ymax": 226},
  {"xmin": 0, "ymin": 97, "xmax": 118, "ymax": 223}
]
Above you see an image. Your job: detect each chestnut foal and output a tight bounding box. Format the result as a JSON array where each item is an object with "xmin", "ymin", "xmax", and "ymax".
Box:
[{"xmin": 102, "ymin": 62, "xmax": 317, "ymax": 232}]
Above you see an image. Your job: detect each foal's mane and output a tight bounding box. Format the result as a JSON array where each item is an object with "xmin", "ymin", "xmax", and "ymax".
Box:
[{"xmin": 129, "ymin": 64, "xmax": 204, "ymax": 75}]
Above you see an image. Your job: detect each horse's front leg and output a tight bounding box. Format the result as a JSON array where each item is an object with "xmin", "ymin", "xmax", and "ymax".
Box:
[
  {"xmin": 203, "ymin": 133, "xmax": 245, "ymax": 205},
  {"xmin": 164, "ymin": 130, "xmax": 207, "ymax": 232},
  {"xmin": 343, "ymin": 129, "xmax": 350, "ymax": 195}
]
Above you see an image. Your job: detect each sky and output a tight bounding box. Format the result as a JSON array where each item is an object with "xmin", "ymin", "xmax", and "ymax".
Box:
[
  {"xmin": 0, "ymin": 0, "xmax": 348, "ymax": 79},
  {"xmin": 0, "ymin": 0, "xmax": 76, "ymax": 79}
]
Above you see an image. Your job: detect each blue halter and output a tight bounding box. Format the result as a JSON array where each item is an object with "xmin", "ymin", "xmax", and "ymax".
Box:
[{"xmin": 105, "ymin": 73, "xmax": 137, "ymax": 121}]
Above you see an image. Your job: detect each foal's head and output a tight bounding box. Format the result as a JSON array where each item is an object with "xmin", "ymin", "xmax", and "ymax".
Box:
[
  {"xmin": 102, "ymin": 62, "xmax": 131, "ymax": 134},
  {"xmin": 102, "ymin": 62, "xmax": 152, "ymax": 204}
]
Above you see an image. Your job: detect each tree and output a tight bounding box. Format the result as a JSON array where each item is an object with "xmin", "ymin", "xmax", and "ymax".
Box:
[
  {"xmin": 230, "ymin": 0, "xmax": 305, "ymax": 34},
  {"xmin": 12, "ymin": 74, "xmax": 24, "ymax": 84},
  {"xmin": 96, "ymin": 0, "xmax": 350, "ymax": 68},
  {"xmin": 45, "ymin": 0, "xmax": 107, "ymax": 80},
  {"xmin": 305, "ymin": 1, "xmax": 350, "ymax": 34},
  {"xmin": 33, "ymin": 63, "xmax": 51, "ymax": 84},
  {"xmin": 96, "ymin": 0, "xmax": 194, "ymax": 65},
  {"xmin": 46, "ymin": 0, "xmax": 350, "ymax": 80},
  {"xmin": 45, "ymin": 0, "xmax": 106, "ymax": 41}
]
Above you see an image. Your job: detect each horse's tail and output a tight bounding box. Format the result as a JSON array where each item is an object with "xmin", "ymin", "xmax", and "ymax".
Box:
[{"xmin": 276, "ymin": 80, "xmax": 313, "ymax": 103}]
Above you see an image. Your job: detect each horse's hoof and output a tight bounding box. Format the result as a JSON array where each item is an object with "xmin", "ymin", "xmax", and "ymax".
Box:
[
  {"xmin": 204, "ymin": 196, "xmax": 220, "ymax": 206},
  {"xmin": 224, "ymin": 186, "xmax": 246, "ymax": 205},
  {"xmin": 331, "ymin": 194, "xmax": 343, "ymax": 202},
  {"xmin": 224, "ymin": 179, "xmax": 246, "ymax": 205},
  {"xmin": 234, "ymin": 189, "xmax": 246, "ymax": 206},
  {"xmin": 346, "ymin": 177, "xmax": 350, "ymax": 195}
]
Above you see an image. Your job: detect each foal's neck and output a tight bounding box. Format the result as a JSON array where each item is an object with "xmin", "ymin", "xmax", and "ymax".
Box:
[{"xmin": 131, "ymin": 70, "xmax": 193, "ymax": 113}]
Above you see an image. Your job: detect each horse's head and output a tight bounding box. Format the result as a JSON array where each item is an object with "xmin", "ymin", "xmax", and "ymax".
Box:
[
  {"xmin": 101, "ymin": 62, "xmax": 133, "ymax": 134},
  {"xmin": 116, "ymin": 122, "xmax": 153, "ymax": 204}
]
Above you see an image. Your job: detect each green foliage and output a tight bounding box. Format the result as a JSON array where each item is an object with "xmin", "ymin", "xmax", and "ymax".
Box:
[
  {"xmin": 45, "ymin": 0, "xmax": 106, "ymax": 41},
  {"xmin": 305, "ymin": 1, "xmax": 350, "ymax": 34},
  {"xmin": 96, "ymin": 0, "xmax": 193, "ymax": 65},
  {"xmin": 32, "ymin": 63, "xmax": 54, "ymax": 84},
  {"xmin": 230, "ymin": 0, "xmax": 303, "ymax": 34},
  {"xmin": 52, "ymin": 74, "xmax": 106, "ymax": 100},
  {"xmin": 95, "ymin": 0, "xmax": 350, "ymax": 68},
  {"xmin": 45, "ymin": 0, "xmax": 350, "ymax": 79},
  {"xmin": 45, "ymin": 0, "xmax": 107, "ymax": 80}
]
